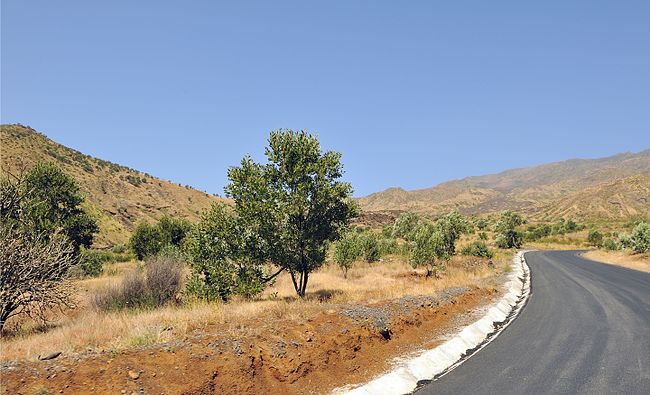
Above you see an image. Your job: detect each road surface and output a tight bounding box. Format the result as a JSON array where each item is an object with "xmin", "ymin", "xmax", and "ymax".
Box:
[{"xmin": 417, "ymin": 250, "xmax": 650, "ymax": 395}]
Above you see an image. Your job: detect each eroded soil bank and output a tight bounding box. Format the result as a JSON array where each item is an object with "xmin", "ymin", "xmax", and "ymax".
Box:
[{"xmin": 1, "ymin": 284, "xmax": 501, "ymax": 395}]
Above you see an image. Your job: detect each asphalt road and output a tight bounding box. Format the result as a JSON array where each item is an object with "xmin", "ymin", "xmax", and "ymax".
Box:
[{"xmin": 417, "ymin": 250, "xmax": 650, "ymax": 395}]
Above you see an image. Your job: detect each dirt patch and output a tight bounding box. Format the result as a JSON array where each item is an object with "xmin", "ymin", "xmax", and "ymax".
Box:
[{"xmin": 0, "ymin": 287, "xmax": 498, "ymax": 394}]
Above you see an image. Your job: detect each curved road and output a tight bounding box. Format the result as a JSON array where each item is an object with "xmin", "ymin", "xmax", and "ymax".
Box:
[{"xmin": 417, "ymin": 250, "xmax": 650, "ymax": 395}]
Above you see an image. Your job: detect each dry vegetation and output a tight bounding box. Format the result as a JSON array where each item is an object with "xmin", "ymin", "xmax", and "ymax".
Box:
[{"xmin": 0, "ymin": 252, "xmax": 511, "ymax": 363}]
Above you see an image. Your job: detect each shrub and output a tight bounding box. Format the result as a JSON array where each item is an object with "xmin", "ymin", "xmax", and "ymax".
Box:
[
  {"xmin": 494, "ymin": 211, "xmax": 523, "ymax": 249},
  {"xmin": 361, "ymin": 232, "xmax": 381, "ymax": 262},
  {"xmin": 478, "ymin": 231, "xmax": 488, "ymax": 240},
  {"xmin": 92, "ymin": 250, "xmax": 184, "ymax": 311},
  {"xmin": 601, "ymin": 239, "xmax": 619, "ymax": 251},
  {"xmin": 629, "ymin": 222, "xmax": 650, "ymax": 253},
  {"xmin": 378, "ymin": 237, "xmax": 398, "ymax": 255},
  {"xmin": 587, "ymin": 229, "xmax": 603, "ymax": 247},
  {"xmin": 145, "ymin": 248, "xmax": 184, "ymax": 306},
  {"xmin": 460, "ymin": 241, "xmax": 494, "ymax": 258},
  {"xmin": 78, "ymin": 248, "xmax": 108, "ymax": 277},
  {"xmin": 475, "ymin": 218, "xmax": 489, "ymax": 230},
  {"xmin": 434, "ymin": 211, "xmax": 471, "ymax": 256}
]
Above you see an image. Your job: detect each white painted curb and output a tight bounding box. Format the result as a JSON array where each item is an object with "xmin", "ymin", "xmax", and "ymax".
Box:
[{"xmin": 333, "ymin": 251, "xmax": 532, "ymax": 395}]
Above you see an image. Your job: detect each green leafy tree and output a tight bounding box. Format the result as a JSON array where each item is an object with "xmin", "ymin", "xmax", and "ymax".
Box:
[
  {"xmin": 494, "ymin": 210, "xmax": 524, "ymax": 249},
  {"xmin": 157, "ymin": 216, "xmax": 191, "ymax": 247},
  {"xmin": 23, "ymin": 162, "xmax": 98, "ymax": 252},
  {"xmin": 130, "ymin": 222, "xmax": 164, "ymax": 260},
  {"xmin": 434, "ymin": 211, "xmax": 471, "ymax": 256},
  {"xmin": 334, "ymin": 231, "xmax": 361, "ymax": 278},
  {"xmin": 360, "ymin": 231, "xmax": 381, "ymax": 263},
  {"xmin": 184, "ymin": 203, "xmax": 270, "ymax": 301},
  {"xmin": 225, "ymin": 130, "xmax": 357, "ymax": 297},
  {"xmin": 392, "ymin": 212, "xmax": 421, "ymax": 240},
  {"xmin": 409, "ymin": 223, "xmax": 448, "ymax": 277}
]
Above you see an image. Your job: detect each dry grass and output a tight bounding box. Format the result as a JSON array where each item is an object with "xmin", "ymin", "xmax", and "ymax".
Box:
[
  {"xmin": 0, "ymin": 253, "xmax": 512, "ymax": 362},
  {"xmin": 581, "ymin": 250, "xmax": 650, "ymax": 273}
]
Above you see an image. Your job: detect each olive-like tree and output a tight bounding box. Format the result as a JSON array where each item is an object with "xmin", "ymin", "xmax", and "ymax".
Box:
[
  {"xmin": 494, "ymin": 210, "xmax": 524, "ymax": 249},
  {"xmin": 225, "ymin": 130, "xmax": 357, "ymax": 297}
]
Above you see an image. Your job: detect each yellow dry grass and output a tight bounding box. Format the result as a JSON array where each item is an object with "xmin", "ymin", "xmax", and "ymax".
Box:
[
  {"xmin": 580, "ymin": 250, "xmax": 650, "ymax": 273},
  {"xmin": 0, "ymin": 253, "xmax": 512, "ymax": 362}
]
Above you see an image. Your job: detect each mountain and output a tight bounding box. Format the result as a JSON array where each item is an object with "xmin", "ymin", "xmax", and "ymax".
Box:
[
  {"xmin": 359, "ymin": 149, "xmax": 650, "ymax": 222},
  {"xmin": 1, "ymin": 124, "xmax": 223, "ymax": 247}
]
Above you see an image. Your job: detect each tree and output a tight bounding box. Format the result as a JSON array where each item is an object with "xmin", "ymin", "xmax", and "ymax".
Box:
[
  {"xmin": 434, "ymin": 211, "xmax": 471, "ymax": 256},
  {"xmin": 21, "ymin": 162, "xmax": 98, "ymax": 253},
  {"xmin": 334, "ymin": 231, "xmax": 361, "ymax": 278},
  {"xmin": 587, "ymin": 229, "xmax": 603, "ymax": 247},
  {"xmin": 185, "ymin": 203, "xmax": 269, "ymax": 301},
  {"xmin": 130, "ymin": 222, "xmax": 164, "ymax": 260},
  {"xmin": 409, "ymin": 223, "xmax": 448, "ymax": 277},
  {"xmin": 494, "ymin": 210, "xmax": 524, "ymax": 249},
  {"xmin": 129, "ymin": 216, "xmax": 191, "ymax": 260},
  {"xmin": 0, "ymin": 173, "xmax": 78, "ymax": 332},
  {"xmin": 392, "ymin": 212, "xmax": 421, "ymax": 240},
  {"xmin": 225, "ymin": 130, "xmax": 357, "ymax": 297}
]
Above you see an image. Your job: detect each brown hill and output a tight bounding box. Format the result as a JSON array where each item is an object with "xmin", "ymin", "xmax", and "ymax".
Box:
[
  {"xmin": 359, "ymin": 149, "xmax": 650, "ymax": 222},
  {"xmin": 1, "ymin": 124, "xmax": 224, "ymax": 247}
]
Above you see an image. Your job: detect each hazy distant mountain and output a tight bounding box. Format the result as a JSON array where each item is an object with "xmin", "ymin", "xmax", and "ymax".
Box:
[
  {"xmin": 1, "ymin": 124, "xmax": 223, "ymax": 247},
  {"xmin": 359, "ymin": 149, "xmax": 650, "ymax": 222}
]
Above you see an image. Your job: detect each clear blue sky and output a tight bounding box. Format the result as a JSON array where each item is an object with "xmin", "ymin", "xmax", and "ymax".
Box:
[{"xmin": 2, "ymin": 1, "xmax": 649, "ymax": 197}]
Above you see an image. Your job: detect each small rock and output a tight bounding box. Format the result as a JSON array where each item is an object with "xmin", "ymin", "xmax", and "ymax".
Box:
[
  {"xmin": 39, "ymin": 352, "xmax": 62, "ymax": 361},
  {"xmin": 128, "ymin": 370, "xmax": 140, "ymax": 380}
]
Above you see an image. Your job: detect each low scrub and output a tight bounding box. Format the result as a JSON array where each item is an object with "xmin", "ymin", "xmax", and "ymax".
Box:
[
  {"xmin": 91, "ymin": 250, "xmax": 184, "ymax": 311},
  {"xmin": 460, "ymin": 241, "xmax": 494, "ymax": 258}
]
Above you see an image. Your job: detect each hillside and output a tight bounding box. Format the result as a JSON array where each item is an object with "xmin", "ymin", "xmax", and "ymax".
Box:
[
  {"xmin": 1, "ymin": 124, "xmax": 223, "ymax": 247},
  {"xmin": 359, "ymin": 149, "xmax": 650, "ymax": 222}
]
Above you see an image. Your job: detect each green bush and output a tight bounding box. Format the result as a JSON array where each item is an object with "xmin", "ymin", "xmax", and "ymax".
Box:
[
  {"xmin": 460, "ymin": 241, "xmax": 494, "ymax": 258},
  {"xmin": 494, "ymin": 211, "xmax": 523, "ymax": 249},
  {"xmin": 130, "ymin": 222, "xmax": 164, "ymax": 260},
  {"xmin": 361, "ymin": 232, "xmax": 381, "ymax": 263},
  {"xmin": 601, "ymin": 239, "xmax": 619, "ymax": 251},
  {"xmin": 409, "ymin": 223, "xmax": 447, "ymax": 277},
  {"xmin": 78, "ymin": 248, "xmax": 109, "ymax": 277},
  {"xmin": 587, "ymin": 229, "xmax": 603, "ymax": 247},
  {"xmin": 478, "ymin": 232, "xmax": 488, "ymax": 240},
  {"xmin": 629, "ymin": 222, "xmax": 650, "ymax": 253}
]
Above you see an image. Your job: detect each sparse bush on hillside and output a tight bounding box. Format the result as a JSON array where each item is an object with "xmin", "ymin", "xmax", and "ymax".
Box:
[
  {"xmin": 587, "ymin": 229, "xmax": 603, "ymax": 247},
  {"xmin": 494, "ymin": 210, "xmax": 524, "ymax": 249},
  {"xmin": 460, "ymin": 241, "xmax": 494, "ymax": 259},
  {"xmin": 475, "ymin": 218, "xmax": 489, "ymax": 230},
  {"xmin": 478, "ymin": 231, "xmax": 488, "ymax": 240}
]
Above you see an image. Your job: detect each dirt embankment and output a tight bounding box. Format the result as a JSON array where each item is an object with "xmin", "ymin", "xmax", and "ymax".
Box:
[{"xmin": 1, "ymin": 286, "xmax": 498, "ymax": 395}]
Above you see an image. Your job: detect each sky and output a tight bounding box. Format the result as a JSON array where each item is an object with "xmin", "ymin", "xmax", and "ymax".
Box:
[{"xmin": 2, "ymin": 1, "xmax": 649, "ymax": 197}]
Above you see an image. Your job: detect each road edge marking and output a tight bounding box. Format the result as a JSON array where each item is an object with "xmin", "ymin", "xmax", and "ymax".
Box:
[{"xmin": 332, "ymin": 251, "xmax": 532, "ymax": 395}]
